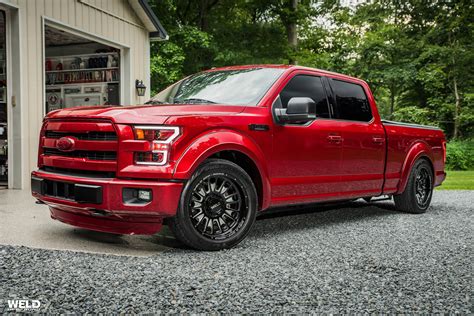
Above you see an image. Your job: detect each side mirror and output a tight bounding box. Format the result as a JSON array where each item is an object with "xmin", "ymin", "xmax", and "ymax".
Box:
[{"xmin": 275, "ymin": 97, "xmax": 316, "ymax": 124}]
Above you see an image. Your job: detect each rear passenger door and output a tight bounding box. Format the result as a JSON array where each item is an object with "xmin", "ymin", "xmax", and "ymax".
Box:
[{"xmin": 327, "ymin": 78, "xmax": 386, "ymax": 198}]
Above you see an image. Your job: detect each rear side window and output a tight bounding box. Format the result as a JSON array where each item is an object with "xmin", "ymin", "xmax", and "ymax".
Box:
[
  {"xmin": 331, "ymin": 80, "xmax": 372, "ymax": 122},
  {"xmin": 279, "ymin": 75, "xmax": 330, "ymax": 118}
]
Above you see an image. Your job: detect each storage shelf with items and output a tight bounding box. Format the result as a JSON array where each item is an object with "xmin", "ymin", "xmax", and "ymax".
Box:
[
  {"xmin": 45, "ymin": 51, "xmax": 120, "ymax": 113},
  {"xmin": 45, "ymin": 52, "xmax": 120, "ymax": 86}
]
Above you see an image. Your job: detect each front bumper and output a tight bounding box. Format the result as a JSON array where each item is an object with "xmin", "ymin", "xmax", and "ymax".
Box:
[{"xmin": 31, "ymin": 170, "xmax": 184, "ymax": 235}]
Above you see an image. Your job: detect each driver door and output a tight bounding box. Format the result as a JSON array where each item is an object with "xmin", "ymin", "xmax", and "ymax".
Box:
[{"xmin": 270, "ymin": 73, "xmax": 344, "ymax": 206}]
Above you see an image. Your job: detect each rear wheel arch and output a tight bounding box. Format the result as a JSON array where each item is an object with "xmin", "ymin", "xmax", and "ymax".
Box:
[
  {"xmin": 394, "ymin": 158, "xmax": 434, "ymax": 213},
  {"xmin": 397, "ymin": 142, "xmax": 435, "ymax": 194}
]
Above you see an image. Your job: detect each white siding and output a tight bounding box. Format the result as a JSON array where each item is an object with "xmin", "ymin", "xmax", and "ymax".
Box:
[{"xmin": 1, "ymin": 0, "xmax": 152, "ymax": 188}]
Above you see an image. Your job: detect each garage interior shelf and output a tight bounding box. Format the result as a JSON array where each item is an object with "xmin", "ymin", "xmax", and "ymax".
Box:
[
  {"xmin": 46, "ymin": 81, "xmax": 119, "ymax": 87},
  {"xmin": 46, "ymin": 67, "xmax": 119, "ymax": 73},
  {"xmin": 47, "ymin": 52, "xmax": 119, "ymax": 59}
]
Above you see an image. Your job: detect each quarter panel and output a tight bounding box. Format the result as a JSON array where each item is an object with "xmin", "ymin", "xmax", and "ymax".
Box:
[{"xmin": 383, "ymin": 124, "xmax": 445, "ymax": 194}]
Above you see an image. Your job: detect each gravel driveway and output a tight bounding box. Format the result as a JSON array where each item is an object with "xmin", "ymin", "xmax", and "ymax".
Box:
[{"xmin": 0, "ymin": 190, "xmax": 472, "ymax": 313}]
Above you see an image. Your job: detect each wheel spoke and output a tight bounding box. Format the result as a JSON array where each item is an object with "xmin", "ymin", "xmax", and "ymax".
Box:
[
  {"xmin": 192, "ymin": 201, "xmax": 202, "ymax": 209},
  {"xmin": 192, "ymin": 209, "xmax": 203, "ymax": 219},
  {"xmin": 206, "ymin": 217, "xmax": 214, "ymax": 235},
  {"xmin": 214, "ymin": 219, "xmax": 222, "ymax": 233},
  {"xmin": 210, "ymin": 178, "xmax": 217, "ymax": 193},
  {"xmin": 221, "ymin": 213, "xmax": 236, "ymax": 226},
  {"xmin": 218, "ymin": 217, "xmax": 227, "ymax": 231},
  {"xmin": 217, "ymin": 180, "xmax": 227, "ymax": 194}
]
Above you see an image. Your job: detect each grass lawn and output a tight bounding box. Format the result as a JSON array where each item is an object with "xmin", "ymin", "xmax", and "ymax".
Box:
[{"xmin": 436, "ymin": 170, "xmax": 474, "ymax": 190}]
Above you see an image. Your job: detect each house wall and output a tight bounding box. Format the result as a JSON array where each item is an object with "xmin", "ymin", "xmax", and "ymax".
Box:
[{"xmin": 0, "ymin": 0, "xmax": 152, "ymax": 189}]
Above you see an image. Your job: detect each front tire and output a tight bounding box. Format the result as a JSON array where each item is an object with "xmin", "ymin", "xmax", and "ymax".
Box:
[
  {"xmin": 394, "ymin": 159, "xmax": 434, "ymax": 214},
  {"xmin": 169, "ymin": 159, "xmax": 258, "ymax": 251}
]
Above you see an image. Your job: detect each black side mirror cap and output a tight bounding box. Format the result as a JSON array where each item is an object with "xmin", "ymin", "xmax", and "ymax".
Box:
[{"xmin": 275, "ymin": 97, "xmax": 316, "ymax": 124}]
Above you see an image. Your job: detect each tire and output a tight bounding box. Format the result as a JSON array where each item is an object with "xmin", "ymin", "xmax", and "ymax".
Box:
[
  {"xmin": 168, "ymin": 159, "xmax": 258, "ymax": 251},
  {"xmin": 394, "ymin": 159, "xmax": 434, "ymax": 214}
]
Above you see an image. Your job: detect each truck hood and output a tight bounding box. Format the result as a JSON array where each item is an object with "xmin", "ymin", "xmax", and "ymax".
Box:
[{"xmin": 46, "ymin": 104, "xmax": 247, "ymax": 124}]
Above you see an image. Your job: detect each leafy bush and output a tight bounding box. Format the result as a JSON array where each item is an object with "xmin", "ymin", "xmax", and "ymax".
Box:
[
  {"xmin": 445, "ymin": 140, "xmax": 474, "ymax": 170},
  {"xmin": 392, "ymin": 106, "xmax": 436, "ymax": 126}
]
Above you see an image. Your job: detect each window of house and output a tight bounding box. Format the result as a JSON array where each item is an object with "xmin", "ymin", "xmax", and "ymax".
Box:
[
  {"xmin": 331, "ymin": 79, "xmax": 372, "ymax": 122},
  {"xmin": 279, "ymin": 75, "xmax": 330, "ymax": 118}
]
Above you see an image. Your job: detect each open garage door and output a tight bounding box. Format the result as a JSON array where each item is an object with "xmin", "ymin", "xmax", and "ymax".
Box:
[{"xmin": 44, "ymin": 25, "xmax": 121, "ymax": 114}]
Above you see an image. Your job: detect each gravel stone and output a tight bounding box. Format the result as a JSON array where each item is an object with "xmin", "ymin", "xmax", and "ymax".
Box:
[{"xmin": 0, "ymin": 190, "xmax": 472, "ymax": 313}]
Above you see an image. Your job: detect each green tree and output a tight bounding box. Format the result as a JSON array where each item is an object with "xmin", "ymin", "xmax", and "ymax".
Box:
[{"xmin": 147, "ymin": 0, "xmax": 473, "ymax": 140}]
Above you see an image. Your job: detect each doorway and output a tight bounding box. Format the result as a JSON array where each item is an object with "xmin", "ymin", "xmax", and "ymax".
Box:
[
  {"xmin": 0, "ymin": 10, "xmax": 8, "ymax": 187},
  {"xmin": 44, "ymin": 24, "xmax": 122, "ymax": 114}
]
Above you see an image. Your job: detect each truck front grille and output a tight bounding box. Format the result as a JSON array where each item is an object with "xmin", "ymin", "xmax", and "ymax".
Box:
[
  {"xmin": 43, "ymin": 148, "xmax": 117, "ymax": 161},
  {"xmin": 44, "ymin": 180, "xmax": 76, "ymax": 200},
  {"xmin": 45, "ymin": 131, "xmax": 117, "ymax": 141},
  {"xmin": 40, "ymin": 120, "xmax": 118, "ymax": 174},
  {"xmin": 41, "ymin": 166, "xmax": 116, "ymax": 178}
]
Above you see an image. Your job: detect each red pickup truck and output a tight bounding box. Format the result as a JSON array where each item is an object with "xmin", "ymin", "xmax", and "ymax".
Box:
[{"xmin": 31, "ymin": 65, "xmax": 446, "ymax": 250}]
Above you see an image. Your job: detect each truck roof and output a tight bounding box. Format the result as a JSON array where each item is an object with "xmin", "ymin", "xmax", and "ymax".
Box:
[{"xmin": 204, "ymin": 64, "xmax": 366, "ymax": 85}]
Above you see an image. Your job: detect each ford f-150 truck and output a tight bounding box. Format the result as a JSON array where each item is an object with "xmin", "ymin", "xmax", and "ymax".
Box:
[{"xmin": 31, "ymin": 65, "xmax": 446, "ymax": 250}]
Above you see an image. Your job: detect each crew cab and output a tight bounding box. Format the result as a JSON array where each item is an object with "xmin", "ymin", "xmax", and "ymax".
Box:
[{"xmin": 31, "ymin": 65, "xmax": 446, "ymax": 250}]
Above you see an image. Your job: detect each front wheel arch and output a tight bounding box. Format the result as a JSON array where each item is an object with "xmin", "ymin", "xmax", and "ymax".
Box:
[{"xmin": 173, "ymin": 131, "xmax": 271, "ymax": 209}]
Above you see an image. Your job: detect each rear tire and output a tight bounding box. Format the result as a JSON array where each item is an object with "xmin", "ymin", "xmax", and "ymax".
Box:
[
  {"xmin": 394, "ymin": 159, "xmax": 434, "ymax": 214},
  {"xmin": 169, "ymin": 159, "xmax": 258, "ymax": 251}
]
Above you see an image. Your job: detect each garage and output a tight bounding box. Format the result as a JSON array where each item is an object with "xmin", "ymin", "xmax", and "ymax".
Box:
[{"xmin": 0, "ymin": 0, "xmax": 167, "ymax": 189}]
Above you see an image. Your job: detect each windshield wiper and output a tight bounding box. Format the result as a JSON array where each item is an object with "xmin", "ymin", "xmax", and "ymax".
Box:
[
  {"xmin": 145, "ymin": 100, "xmax": 166, "ymax": 105},
  {"xmin": 173, "ymin": 98, "xmax": 217, "ymax": 104}
]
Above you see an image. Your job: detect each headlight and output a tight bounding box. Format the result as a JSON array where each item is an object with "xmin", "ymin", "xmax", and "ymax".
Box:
[{"xmin": 133, "ymin": 126, "xmax": 180, "ymax": 165}]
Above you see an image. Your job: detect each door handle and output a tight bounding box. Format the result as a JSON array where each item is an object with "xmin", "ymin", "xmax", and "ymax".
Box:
[
  {"xmin": 372, "ymin": 137, "xmax": 385, "ymax": 144},
  {"xmin": 327, "ymin": 135, "xmax": 343, "ymax": 143}
]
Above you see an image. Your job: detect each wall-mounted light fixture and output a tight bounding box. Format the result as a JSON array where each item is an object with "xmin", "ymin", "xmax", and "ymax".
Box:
[{"xmin": 136, "ymin": 80, "xmax": 146, "ymax": 97}]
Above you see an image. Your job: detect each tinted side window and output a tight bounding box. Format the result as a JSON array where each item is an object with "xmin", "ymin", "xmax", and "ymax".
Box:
[
  {"xmin": 279, "ymin": 75, "xmax": 330, "ymax": 118},
  {"xmin": 332, "ymin": 80, "xmax": 372, "ymax": 122}
]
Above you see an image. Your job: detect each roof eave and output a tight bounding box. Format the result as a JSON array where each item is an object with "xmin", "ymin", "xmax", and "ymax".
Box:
[{"xmin": 128, "ymin": 0, "xmax": 168, "ymax": 40}]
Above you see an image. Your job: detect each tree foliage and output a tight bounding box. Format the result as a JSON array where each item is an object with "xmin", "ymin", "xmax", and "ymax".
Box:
[{"xmin": 149, "ymin": 0, "xmax": 473, "ymax": 139}]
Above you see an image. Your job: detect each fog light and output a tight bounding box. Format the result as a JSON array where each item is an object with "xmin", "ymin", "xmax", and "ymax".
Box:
[
  {"xmin": 138, "ymin": 189, "xmax": 152, "ymax": 202},
  {"xmin": 123, "ymin": 188, "xmax": 153, "ymax": 205}
]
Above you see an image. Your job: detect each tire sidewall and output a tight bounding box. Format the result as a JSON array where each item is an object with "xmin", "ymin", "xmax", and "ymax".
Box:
[
  {"xmin": 176, "ymin": 160, "xmax": 258, "ymax": 250},
  {"xmin": 409, "ymin": 159, "xmax": 434, "ymax": 213}
]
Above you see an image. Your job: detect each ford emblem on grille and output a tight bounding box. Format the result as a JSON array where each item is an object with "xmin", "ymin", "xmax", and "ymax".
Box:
[{"xmin": 57, "ymin": 137, "xmax": 75, "ymax": 152}]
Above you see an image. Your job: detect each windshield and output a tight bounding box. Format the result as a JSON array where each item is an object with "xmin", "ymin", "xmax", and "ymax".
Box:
[{"xmin": 148, "ymin": 68, "xmax": 285, "ymax": 106}]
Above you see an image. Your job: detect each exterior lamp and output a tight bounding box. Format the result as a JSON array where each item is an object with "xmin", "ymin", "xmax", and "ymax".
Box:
[{"xmin": 136, "ymin": 80, "xmax": 146, "ymax": 97}]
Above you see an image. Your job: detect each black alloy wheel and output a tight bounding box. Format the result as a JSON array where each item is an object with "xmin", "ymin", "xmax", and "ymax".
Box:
[
  {"xmin": 394, "ymin": 158, "xmax": 434, "ymax": 214},
  {"xmin": 189, "ymin": 174, "xmax": 247, "ymax": 240},
  {"xmin": 168, "ymin": 159, "xmax": 258, "ymax": 251},
  {"xmin": 414, "ymin": 165, "xmax": 433, "ymax": 208}
]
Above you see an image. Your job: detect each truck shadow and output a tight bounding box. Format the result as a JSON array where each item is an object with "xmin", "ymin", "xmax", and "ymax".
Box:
[
  {"xmin": 248, "ymin": 200, "xmax": 400, "ymax": 239},
  {"xmin": 63, "ymin": 200, "xmax": 400, "ymax": 252},
  {"xmin": 258, "ymin": 199, "xmax": 397, "ymax": 221},
  {"xmin": 151, "ymin": 200, "xmax": 400, "ymax": 250}
]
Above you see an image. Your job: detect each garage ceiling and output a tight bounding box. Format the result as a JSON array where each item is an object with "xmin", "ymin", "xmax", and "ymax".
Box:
[{"xmin": 45, "ymin": 26, "xmax": 93, "ymax": 47}]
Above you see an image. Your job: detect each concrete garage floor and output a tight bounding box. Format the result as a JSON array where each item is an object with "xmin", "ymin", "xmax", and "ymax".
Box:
[{"xmin": 0, "ymin": 188, "xmax": 179, "ymax": 256}]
